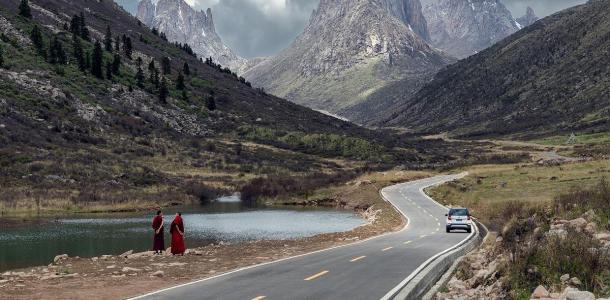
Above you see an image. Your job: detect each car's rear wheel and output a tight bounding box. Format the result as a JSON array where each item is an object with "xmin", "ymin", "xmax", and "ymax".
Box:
[
  {"xmin": 446, "ymin": 226, "xmax": 451, "ymax": 233},
  {"xmin": 466, "ymin": 227, "xmax": 472, "ymax": 233}
]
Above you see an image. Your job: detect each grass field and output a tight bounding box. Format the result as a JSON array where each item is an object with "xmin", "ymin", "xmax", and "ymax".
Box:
[
  {"xmin": 427, "ymin": 159, "xmax": 610, "ymax": 226},
  {"xmin": 533, "ymin": 132, "xmax": 610, "ymax": 146}
]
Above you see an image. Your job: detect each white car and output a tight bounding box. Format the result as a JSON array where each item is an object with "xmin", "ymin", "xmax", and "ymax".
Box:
[{"xmin": 445, "ymin": 207, "xmax": 472, "ymax": 233}]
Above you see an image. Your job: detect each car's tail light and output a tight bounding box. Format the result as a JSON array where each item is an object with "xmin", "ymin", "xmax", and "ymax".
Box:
[
  {"xmin": 447, "ymin": 215, "xmax": 452, "ymax": 220},
  {"xmin": 467, "ymin": 215, "xmax": 471, "ymax": 220}
]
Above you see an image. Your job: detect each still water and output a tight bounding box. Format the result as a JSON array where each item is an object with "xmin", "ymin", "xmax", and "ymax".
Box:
[{"xmin": 0, "ymin": 195, "xmax": 363, "ymax": 271}]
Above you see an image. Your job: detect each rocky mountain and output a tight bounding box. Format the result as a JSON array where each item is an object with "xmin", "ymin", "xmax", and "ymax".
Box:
[
  {"xmin": 516, "ymin": 6, "xmax": 539, "ymax": 27},
  {"xmin": 423, "ymin": 0, "xmax": 521, "ymax": 59},
  {"xmin": 380, "ymin": 0, "xmax": 610, "ymax": 137},
  {"xmin": 136, "ymin": 0, "xmax": 245, "ymax": 70},
  {"xmin": 244, "ymin": 0, "xmax": 452, "ymax": 120}
]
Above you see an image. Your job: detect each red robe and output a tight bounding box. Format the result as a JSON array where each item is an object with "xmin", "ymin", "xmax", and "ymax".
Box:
[
  {"xmin": 152, "ymin": 215, "xmax": 164, "ymax": 251},
  {"xmin": 170, "ymin": 215, "xmax": 186, "ymax": 255}
]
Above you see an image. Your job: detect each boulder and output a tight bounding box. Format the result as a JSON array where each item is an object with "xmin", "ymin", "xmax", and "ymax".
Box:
[
  {"xmin": 585, "ymin": 223, "xmax": 598, "ymax": 235},
  {"xmin": 569, "ymin": 277, "xmax": 582, "ymax": 287},
  {"xmin": 581, "ymin": 210, "xmax": 596, "ymax": 221},
  {"xmin": 566, "ymin": 291, "xmax": 595, "ymax": 300},
  {"xmin": 568, "ymin": 218, "xmax": 588, "ymax": 231},
  {"xmin": 531, "ymin": 285, "xmax": 550, "ymax": 298},
  {"xmin": 53, "ymin": 254, "xmax": 68, "ymax": 263},
  {"xmin": 106, "ymin": 265, "xmax": 117, "ymax": 269},
  {"xmin": 120, "ymin": 250, "xmax": 133, "ymax": 258},
  {"xmin": 560, "ymin": 274, "xmax": 570, "ymax": 283},
  {"xmin": 594, "ymin": 232, "xmax": 610, "ymax": 241},
  {"xmin": 150, "ymin": 270, "xmax": 164, "ymax": 278}
]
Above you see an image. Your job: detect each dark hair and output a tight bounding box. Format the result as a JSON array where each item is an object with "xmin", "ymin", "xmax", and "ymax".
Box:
[
  {"xmin": 177, "ymin": 212, "xmax": 182, "ymax": 216},
  {"xmin": 156, "ymin": 210, "xmax": 162, "ymax": 215}
]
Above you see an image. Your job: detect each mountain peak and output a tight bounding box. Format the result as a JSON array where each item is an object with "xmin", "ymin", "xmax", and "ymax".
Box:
[
  {"xmin": 136, "ymin": 0, "xmax": 244, "ymax": 69},
  {"xmin": 516, "ymin": 6, "xmax": 539, "ymax": 27}
]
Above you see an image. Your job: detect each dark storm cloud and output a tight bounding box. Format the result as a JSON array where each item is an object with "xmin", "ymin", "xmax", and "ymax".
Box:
[{"xmin": 116, "ymin": 0, "xmax": 586, "ymax": 58}]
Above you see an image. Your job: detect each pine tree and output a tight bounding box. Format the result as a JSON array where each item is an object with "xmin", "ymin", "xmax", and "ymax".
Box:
[
  {"xmin": 106, "ymin": 61, "xmax": 113, "ymax": 80},
  {"xmin": 135, "ymin": 66, "xmax": 145, "ymax": 88},
  {"xmin": 111, "ymin": 53, "xmax": 121, "ymax": 75},
  {"xmin": 161, "ymin": 56, "xmax": 171, "ymax": 75},
  {"xmin": 70, "ymin": 15, "xmax": 80, "ymax": 36},
  {"xmin": 183, "ymin": 62, "xmax": 190, "ymax": 76},
  {"xmin": 72, "ymin": 34, "xmax": 85, "ymax": 71},
  {"xmin": 114, "ymin": 35, "xmax": 120, "ymax": 52},
  {"xmin": 30, "ymin": 25, "xmax": 45, "ymax": 57},
  {"xmin": 84, "ymin": 50, "xmax": 91, "ymax": 70},
  {"xmin": 104, "ymin": 25, "xmax": 112, "ymax": 52},
  {"xmin": 91, "ymin": 41, "xmax": 103, "ymax": 78},
  {"xmin": 176, "ymin": 72, "xmax": 185, "ymax": 90},
  {"xmin": 122, "ymin": 35, "xmax": 132, "ymax": 59},
  {"xmin": 205, "ymin": 96, "xmax": 216, "ymax": 111},
  {"xmin": 18, "ymin": 0, "xmax": 32, "ymax": 19},
  {"xmin": 159, "ymin": 77, "xmax": 169, "ymax": 104},
  {"xmin": 181, "ymin": 89, "xmax": 188, "ymax": 100},
  {"xmin": 49, "ymin": 35, "xmax": 66, "ymax": 64},
  {"xmin": 79, "ymin": 12, "xmax": 90, "ymax": 41},
  {"xmin": 0, "ymin": 44, "xmax": 4, "ymax": 68}
]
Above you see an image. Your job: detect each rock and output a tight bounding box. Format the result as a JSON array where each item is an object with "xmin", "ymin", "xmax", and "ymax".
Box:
[
  {"xmin": 595, "ymin": 232, "xmax": 610, "ymax": 241},
  {"xmin": 120, "ymin": 250, "xmax": 133, "ymax": 257},
  {"xmin": 566, "ymin": 291, "xmax": 595, "ymax": 300},
  {"xmin": 582, "ymin": 210, "xmax": 596, "ymax": 221},
  {"xmin": 91, "ymin": 257, "xmax": 98, "ymax": 262},
  {"xmin": 53, "ymin": 254, "xmax": 68, "ymax": 263},
  {"xmin": 168, "ymin": 262, "xmax": 187, "ymax": 267},
  {"xmin": 568, "ymin": 218, "xmax": 588, "ymax": 230},
  {"xmin": 127, "ymin": 251, "xmax": 155, "ymax": 259},
  {"xmin": 121, "ymin": 267, "xmax": 142, "ymax": 273},
  {"xmin": 560, "ymin": 274, "xmax": 571, "ymax": 283},
  {"xmin": 106, "ymin": 265, "xmax": 117, "ymax": 269},
  {"xmin": 569, "ymin": 277, "xmax": 582, "ymax": 287},
  {"xmin": 546, "ymin": 228, "xmax": 568, "ymax": 239},
  {"xmin": 585, "ymin": 223, "xmax": 598, "ymax": 235},
  {"xmin": 101, "ymin": 255, "xmax": 113, "ymax": 260},
  {"xmin": 531, "ymin": 285, "xmax": 550, "ymax": 298},
  {"xmin": 150, "ymin": 271, "xmax": 164, "ymax": 278},
  {"xmin": 496, "ymin": 236, "xmax": 504, "ymax": 243}
]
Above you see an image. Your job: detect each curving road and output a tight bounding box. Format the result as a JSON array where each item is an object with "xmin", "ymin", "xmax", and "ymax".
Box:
[{"xmin": 131, "ymin": 174, "xmax": 471, "ymax": 300}]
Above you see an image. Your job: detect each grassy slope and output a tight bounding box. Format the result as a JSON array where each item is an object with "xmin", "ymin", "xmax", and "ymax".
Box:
[{"xmin": 380, "ymin": 0, "xmax": 610, "ymax": 137}]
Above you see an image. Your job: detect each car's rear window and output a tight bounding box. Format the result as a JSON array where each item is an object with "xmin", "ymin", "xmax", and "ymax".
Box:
[{"xmin": 449, "ymin": 209, "xmax": 468, "ymax": 216}]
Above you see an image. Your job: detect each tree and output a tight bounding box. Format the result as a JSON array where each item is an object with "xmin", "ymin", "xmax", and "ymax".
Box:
[
  {"xmin": 122, "ymin": 35, "xmax": 132, "ymax": 59},
  {"xmin": 161, "ymin": 56, "xmax": 171, "ymax": 75},
  {"xmin": 0, "ymin": 44, "xmax": 4, "ymax": 68},
  {"xmin": 72, "ymin": 34, "xmax": 85, "ymax": 71},
  {"xmin": 114, "ymin": 35, "xmax": 120, "ymax": 52},
  {"xmin": 49, "ymin": 35, "xmax": 66, "ymax": 64},
  {"xmin": 148, "ymin": 60, "xmax": 159, "ymax": 86},
  {"xmin": 91, "ymin": 41, "xmax": 103, "ymax": 78},
  {"xmin": 205, "ymin": 96, "xmax": 216, "ymax": 111},
  {"xmin": 70, "ymin": 15, "xmax": 80, "ymax": 36},
  {"xmin": 104, "ymin": 25, "xmax": 112, "ymax": 52},
  {"xmin": 106, "ymin": 61, "xmax": 113, "ymax": 80},
  {"xmin": 18, "ymin": 0, "xmax": 32, "ymax": 19},
  {"xmin": 176, "ymin": 72, "xmax": 185, "ymax": 90},
  {"xmin": 30, "ymin": 25, "xmax": 45, "ymax": 57},
  {"xmin": 79, "ymin": 12, "xmax": 90, "ymax": 41},
  {"xmin": 112, "ymin": 53, "xmax": 121, "ymax": 75},
  {"xmin": 84, "ymin": 50, "xmax": 91, "ymax": 70},
  {"xmin": 159, "ymin": 77, "xmax": 169, "ymax": 103},
  {"xmin": 135, "ymin": 66, "xmax": 145, "ymax": 88},
  {"xmin": 183, "ymin": 62, "xmax": 190, "ymax": 76}
]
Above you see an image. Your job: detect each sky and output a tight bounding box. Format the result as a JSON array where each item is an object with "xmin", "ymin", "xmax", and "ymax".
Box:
[{"xmin": 116, "ymin": 0, "xmax": 586, "ymax": 58}]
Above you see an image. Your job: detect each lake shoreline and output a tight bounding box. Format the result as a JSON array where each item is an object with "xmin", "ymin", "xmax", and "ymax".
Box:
[{"xmin": 0, "ymin": 171, "xmax": 429, "ymax": 300}]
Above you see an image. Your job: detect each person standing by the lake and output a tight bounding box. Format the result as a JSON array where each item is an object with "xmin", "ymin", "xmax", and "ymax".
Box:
[
  {"xmin": 152, "ymin": 210, "xmax": 164, "ymax": 254},
  {"xmin": 170, "ymin": 212, "xmax": 186, "ymax": 255}
]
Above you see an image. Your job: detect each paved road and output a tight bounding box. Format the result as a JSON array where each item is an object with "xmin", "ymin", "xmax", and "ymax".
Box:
[{"xmin": 132, "ymin": 174, "xmax": 471, "ymax": 300}]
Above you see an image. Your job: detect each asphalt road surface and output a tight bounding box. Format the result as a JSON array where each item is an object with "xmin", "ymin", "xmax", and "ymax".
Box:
[{"xmin": 132, "ymin": 174, "xmax": 471, "ymax": 300}]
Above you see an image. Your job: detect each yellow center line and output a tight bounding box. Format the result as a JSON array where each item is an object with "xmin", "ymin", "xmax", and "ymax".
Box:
[
  {"xmin": 304, "ymin": 270, "xmax": 329, "ymax": 281},
  {"xmin": 251, "ymin": 297, "xmax": 266, "ymax": 300},
  {"xmin": 404, "ymin": 240, "xmax": 412, "ymax": 245},
  {"xmin": 350, "ymin": 255, "xmax": 366, "ymax": 262},
  {"xmin": 382, "ymin": 246, "xmax": 394, "ymax": 252}
]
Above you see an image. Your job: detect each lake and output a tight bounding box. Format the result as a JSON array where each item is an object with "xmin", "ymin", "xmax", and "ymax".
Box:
[{"xmin": 0, "ymin": 195, "xmax": 363, "ymax": 271}]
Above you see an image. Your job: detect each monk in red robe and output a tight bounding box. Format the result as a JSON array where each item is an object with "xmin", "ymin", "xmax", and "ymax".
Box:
[
  {"xmin": 152, "ymin": 210, "xmax": 164, "ymax": 254},
  {"xmin": 170, "ymin": 212, "xmax": 186, "ymax": 255}
]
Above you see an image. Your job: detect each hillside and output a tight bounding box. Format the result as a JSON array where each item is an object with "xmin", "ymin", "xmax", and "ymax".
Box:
[
  {"xmin": 380, "ymin": 0, "xmax": 610, "ymax": 138},
  {"xmin": 243, "ymin": 0, "xmax": 452, "ymax": 121},
  {"xmin": 0, "ymin": 0, "xmax": 456, "ymax": 214}
]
